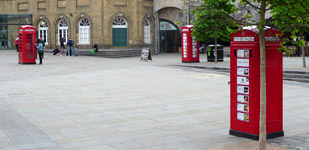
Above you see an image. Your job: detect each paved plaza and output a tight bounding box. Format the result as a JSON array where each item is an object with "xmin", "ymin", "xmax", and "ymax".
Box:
[{"xmin": 0, "ymin": 50, "xmax": 309, "ymax": 150}]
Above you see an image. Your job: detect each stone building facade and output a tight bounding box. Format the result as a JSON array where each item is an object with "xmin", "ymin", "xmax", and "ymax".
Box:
[
  {"xmin": 0, "ymin": 0, "xmax": 154, "ymax": 50},
  {"xmin": 153, "ymin": 0, "xmax": 201, "ymax": 53},
  {"xmin": 0, "ymin": 0, "xmax": 205, "ymax": 53}
]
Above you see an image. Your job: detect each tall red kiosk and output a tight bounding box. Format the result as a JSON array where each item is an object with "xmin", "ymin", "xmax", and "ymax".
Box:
[
  {"xmin": 230, "ymin": 27, "xmax": 284, "ymax": 140},
  {"xmin": 181, "ymin": 25, "xmax": 199, "ymax": 63},
  {"xmin": 18, "ymin": 25, "xmax": 36, "ymax": 64}
]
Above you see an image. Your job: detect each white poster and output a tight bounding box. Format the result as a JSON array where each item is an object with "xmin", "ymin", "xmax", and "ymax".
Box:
[
  {"xmin": 237, "ymin": 95, "xmax": 249, "ymax": 103},
  {"xmin": 237, "ymin": 68, "xmax": 249, "ymax": 76},
  {"xmin": 234, "ymin": 37, "xmax": 254, "ymax": 41},
  {"xmin": 237, "ymin": 85, "xmax": 249, "ymax": 94},
  {"xmin": 237, "ymin": 104, "xmax": 249, "ymax": 112},
  {"xmin": 237, "ymin": 50, "xmax": 244, "ymax": 57},
  {"xmin": 237, "ymin": 112, "xmax": 249, "ymax": 121},
  {"xmin": 237, "ymin": 50, "xmax": 249, "ymax": 58},
  {"xmin": 237, "ymin": 76, "xmax": 249, "ymax": 85},
  {"xmin": 237, "ymin": 59, "xmax": 249, "ymax": 67}
]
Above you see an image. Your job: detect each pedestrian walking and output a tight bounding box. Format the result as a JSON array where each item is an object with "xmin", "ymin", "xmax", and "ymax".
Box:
[
  {"xmin": 15, "ymin": 36, "xmax": 19, "ymax": 52},
  {"xmin": 40, "ymin": 38, "xmax": 46, "ymax": 58},
  {"xmin": 67, "ymin": 38, "xmax": 74, "ymax": 56},
  {"xmin": 74, "ymin": 45, "xmax": 79, "ymax": 56},
  {"xmin": 60, "ymin": 37, "xmax": 65, "ymax": 56},
  {"xmin": 36, "ymin": 39, "xmax": 43, "ymax": 64}
]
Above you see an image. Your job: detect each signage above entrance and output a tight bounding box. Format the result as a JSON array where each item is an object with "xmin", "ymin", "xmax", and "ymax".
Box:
[{"xmin": 160, "ymin": 21, "xmax": 177, "ymax": 31}]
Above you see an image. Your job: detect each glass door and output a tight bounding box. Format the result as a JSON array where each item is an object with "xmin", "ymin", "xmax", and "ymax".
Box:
[{"xmin": 0, "ymin": 25, "xmax": 8, "ymax": 50}]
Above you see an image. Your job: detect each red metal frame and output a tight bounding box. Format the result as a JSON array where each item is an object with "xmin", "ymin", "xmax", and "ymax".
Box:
[
  {"xmin": 18, "ymin": 25, "xmax": 36, "ymax": 64},
  {"xmin": 230, "ymin": 28, "xmax": 283, "ymax": 140},
  {"xmin": 181, "ymin": 25, "xmax": 199, "ymax": 63}
]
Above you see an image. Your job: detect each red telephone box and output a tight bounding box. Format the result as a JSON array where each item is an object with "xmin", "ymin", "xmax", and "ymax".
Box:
[
  {"xmin": 181, "ymin": 25, "xmax": 199, "ymax": 63},
  {"xmin": 229, "ymin": 27, "xmax": 284, "ymax": 140},
  {"xmin": 18, "ymin": 25, "xmax": 36, "ymax": 64}
]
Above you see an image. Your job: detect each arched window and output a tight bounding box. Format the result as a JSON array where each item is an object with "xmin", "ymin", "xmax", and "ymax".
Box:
[
  {"xmin": 58, "ymin": 19, "xmax": 68, "ymax": 44},
  {"xmin": 112, "ymin": 17, "xmax": 127, "ymax": 28},
  {"xmin": 112, "ymin": 17, "xmax": 128, "ymax": 47},
  {"xmin": 79, "ymin": 18, "xmax": 90, "ymax": 44},
  {"xmin": 39, "ymin": 20, "xmax": 48, "ymax": 44},
  {"xmin": 144, "ymin": 19, "xmax": 150, "ymax": 44}
]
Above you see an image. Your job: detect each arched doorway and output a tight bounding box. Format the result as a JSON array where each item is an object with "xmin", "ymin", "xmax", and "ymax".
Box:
[
  {"xmin": 58, "ymin": 19, "xmax": 68, "ymax": 44},
  {"xmin": 159, "ymin": 19, "xmax": 181, "ymax": 53},
  {"xmin": 79, "ymin": 18, "xmax": 90, "ymax": 44},
  {"xmin": 112, "ymin": 17, "xmax": 128, "ymax": 47},
  {"xmin": 38, "ymin": 19, "xmax": 48, "ymax": 45}
]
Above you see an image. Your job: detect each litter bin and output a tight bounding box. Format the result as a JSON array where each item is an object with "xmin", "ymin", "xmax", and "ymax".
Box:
[{"xmin": 207, "ymin": 44, "xmax": 223, "ymax": 62}]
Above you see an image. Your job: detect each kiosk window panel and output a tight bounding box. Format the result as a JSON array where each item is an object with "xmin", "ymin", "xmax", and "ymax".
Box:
[
  {"xmin": 237, "ymin": 85, "xmax": 249, "ymax": 94},
  {"xmin": 237, "ymin": 59, "xmax": 249, "ymax": 67},
  {"xmin": 237, "ymin": 49, "xmax": 250, "ymax": 58},
  {"xmin": 237, "ymin": 95, "xmax": 249, "ymax": 103},
  {"xmin": 237, "ymin": 76, "xmax": 249, "ymax": 85},
  {"xmin": 237, "ymin": 68, "xmax": 249, "ymax": 76},
  {"xmin": 237, "ymin": 112, "xmax": 249, "ymax": 122},
  {"xmin": 237, "ymin": 104, "xmax": 249, "ymax": 112}
]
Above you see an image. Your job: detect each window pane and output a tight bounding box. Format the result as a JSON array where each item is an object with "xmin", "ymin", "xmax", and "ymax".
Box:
[
  {"xmin": 40, "ymin": 30, "xmax": 42, "ymax": 38},
  {"xmin": 8, "ymin": 14, "xmax": 32, "ymax": 25},
  {"xmin": 62, "ymin": 30, "xmax": 67, "ymax": 42},
  {"xmin": 0, "ymin": 15, "xmax": 8, "ymax": 24}
]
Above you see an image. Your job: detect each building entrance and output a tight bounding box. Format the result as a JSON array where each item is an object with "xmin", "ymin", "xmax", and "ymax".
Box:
[
  {"xmin": 0, "ymin": 14, "xmax": 32, "ymax": 50},
  {"xmin": 0, "ymin": 25, "xmax": 8, "ymax": 49},
  {"xmin": 159, "ymin": 19, "xmax": 181, "ymax": 53}
]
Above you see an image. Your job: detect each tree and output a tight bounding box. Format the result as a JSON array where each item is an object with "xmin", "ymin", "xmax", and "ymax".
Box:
[
  {"xmin": 271, "ymin": 0, "xmax": 309, "ymax": 68},
  {"xmin": 191, "ymin": 0, "xmax": 238, "ymax": 63},
  {"xmin": 193, "ymin": 0, "xmax": 308, "ymax": 150},
  {"xmin": 232, "ymin": 0, "xmax": 308, "ymax": 149}
]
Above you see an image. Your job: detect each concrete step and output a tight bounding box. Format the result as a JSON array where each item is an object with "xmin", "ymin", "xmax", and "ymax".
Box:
[
  {"xmin": 284, "ymin": 70, "xmax": 309, "ymax": 75},
  {"xmin": 283, "ymin": 77, "xmax": 309, "ymax": 83},
  {"xmin": 79, "ymin": 49, "xmax": 142, "ymax": 58},
  {"xmin": 283, "ymin": 73, "xmax": 309, "ymax": 79}
]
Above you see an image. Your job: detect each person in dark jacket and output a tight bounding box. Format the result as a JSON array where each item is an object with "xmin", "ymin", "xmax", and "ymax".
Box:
[
  {"xmin": 60, "ymin": 38, "xmax": 65, "ymax": 56},
  {"xmin": 40, "ymin": 38, "xmax": 45, "ymax": 58},
  {"xmin": 67, "ymin": 38, "xmax": 74, "ymax": 56},
  {"xmin": 60, "ymin": 37, "xmax": 65, "ymax": 49},
  {"xmin": 93, "ymin": 44, "xmax": 98, "ymax": 54},
  {"xmin": 36, "ymin": 39, "xmax": 43, "ymax": 64}
]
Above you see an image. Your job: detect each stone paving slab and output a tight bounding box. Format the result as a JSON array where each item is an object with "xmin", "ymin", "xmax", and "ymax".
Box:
[
  {"xmin": 209, "ymin": 141, "xmax": 289, "ymax": 150},
  {"xmin": 0, "ymin": 51, "xmax": 309, "ymax": 150}
]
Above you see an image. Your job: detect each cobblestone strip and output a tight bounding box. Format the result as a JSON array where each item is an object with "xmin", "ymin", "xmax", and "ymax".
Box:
[{"xmin": 0, "ymin": 99, "xmax": 63, "ymax": 150}]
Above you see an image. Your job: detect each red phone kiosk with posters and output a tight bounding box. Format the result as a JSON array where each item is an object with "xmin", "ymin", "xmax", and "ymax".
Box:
[
  {"xmin": 229, "ymin": 27, "xmax": 284, "ymax": 140},
  {"xmin": 18, "ymin": 25, "xmax": 36, "ymax": 64},
  {"xmin": 181, "ymin": 25, "xmax": 199, "ymax": 63}
]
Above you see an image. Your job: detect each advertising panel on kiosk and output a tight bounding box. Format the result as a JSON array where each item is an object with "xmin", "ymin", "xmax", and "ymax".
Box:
[
  {"xmin": 18, "ymin": 25, "xmax": 36, "ymax": 64},
  {"xmin": 229, "ymin": 26, "xmax": 284, "ymax": 140},
  {"xmin": 181, "ymin": 25, "xmax": 199, "ymax": 63}
]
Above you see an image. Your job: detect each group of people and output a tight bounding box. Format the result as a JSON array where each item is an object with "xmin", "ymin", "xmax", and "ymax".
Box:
[
  {"xmin": 53, "ymin": 38, "xmax": 99, "ymax": 56},
  {"xmin": 15, "ymin": 36, "xmax": 46, "ymax": 64},
  {"xmin": 52, "ymin": 38, "xmax": 78, "ymax": 56},
  {"xmin": 15, "ymin": 35, "xmax": 99, "ymax": 65}
]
